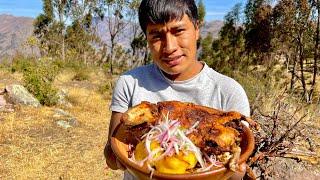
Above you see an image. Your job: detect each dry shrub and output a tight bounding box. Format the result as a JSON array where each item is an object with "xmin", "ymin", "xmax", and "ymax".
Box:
[{"xmin": 246, "ymin": 88, "xmax": 320, "ymax": 179}]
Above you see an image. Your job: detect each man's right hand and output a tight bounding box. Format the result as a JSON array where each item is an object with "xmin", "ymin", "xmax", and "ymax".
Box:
[
  {"xmin": 104, "ymin": 143, "xmax": 126, "ymax": 170},
  {"xmin": 105, "ymin": 111, "xmax": 126, "ymax": 170}
]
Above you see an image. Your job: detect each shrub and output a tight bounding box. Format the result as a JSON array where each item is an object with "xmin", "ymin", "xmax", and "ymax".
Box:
[
  {"xmin": 72, "ymin": 69, "xmax": 90, "ymax": 81},
  {"xmin": 11, "ymin": 57, "xmax": 36, "ymax": 73},
  {"xmin": 23, "ymin": 58, "xmax": 60, "ymax": 106},
  {"xmin": 98, "ymin": 80, "xmax": 114, "ymax": 97},
  {"xmin": 232, "ymin": 71, "xmax": 269, "ymax": 105},
  {"xmin": 0, "ymin": 58, "xmax": 11, "ymax": 69}
]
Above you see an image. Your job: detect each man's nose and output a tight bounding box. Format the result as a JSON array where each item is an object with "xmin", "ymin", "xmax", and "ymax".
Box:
[{"xmin": 163, "ymin": 33, "xmax": 177, "ymax": 54}]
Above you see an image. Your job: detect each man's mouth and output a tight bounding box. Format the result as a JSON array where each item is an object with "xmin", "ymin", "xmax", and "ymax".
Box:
[{"xmin": 162, "ymin": 55, "xmax": 183, "ymax": 66}]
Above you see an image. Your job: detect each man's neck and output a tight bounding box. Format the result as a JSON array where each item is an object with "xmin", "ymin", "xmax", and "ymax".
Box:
[{"xmin": 162, "ymin": 61, "xmax": 204, "ymax": 81}]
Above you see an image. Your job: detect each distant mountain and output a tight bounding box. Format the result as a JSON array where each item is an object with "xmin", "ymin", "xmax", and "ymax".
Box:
[
  {"xmin": 0, "ymin": 14, "xmax": 34, "ymax": 59},
  {"xmin": 201, "ymin": 20, "xmax": 224, "ymax": 39},
  {"xmin": 0, "ymin": 14, "xmax": 223, "ymax": 59},
  {"xmin": 94, "ymin": 18, "xmax": 224, "ymax": 50}
]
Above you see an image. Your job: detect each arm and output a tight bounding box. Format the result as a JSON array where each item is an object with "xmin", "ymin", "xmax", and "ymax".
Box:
[{"xmin": 104, "ymin": 111, "xmax": 125, "ymax": 170}]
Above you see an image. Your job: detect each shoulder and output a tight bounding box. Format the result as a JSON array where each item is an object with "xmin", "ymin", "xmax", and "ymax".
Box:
[
  {"xmin": 202, "ymin": 65, "xmax": 243, "ymax": 91},
  {"xmin": 114, "ymin": 63, "xmax": 159, "ymax": 90},
  {"xmin": 122, "ymin": 64, "xmax": 155, "ymax": 78},
  {"xmin": 114, "ymin": 64, "xmax": 156, "ymax": 85}
]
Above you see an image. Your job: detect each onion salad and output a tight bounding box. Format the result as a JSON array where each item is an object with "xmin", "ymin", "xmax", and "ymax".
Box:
[{"xmin": 129, "ymin": 113, "xmax": 224, "ymax": 174}]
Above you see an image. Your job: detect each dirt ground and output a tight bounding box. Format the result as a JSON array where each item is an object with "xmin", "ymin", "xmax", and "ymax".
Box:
[
  {"xmin": 0, "ymin": 68, "xmax": 319, "ymax": 179},
  {"xmin": 0, "ymin": 69, "xmax": 123, "ymax": 179}
]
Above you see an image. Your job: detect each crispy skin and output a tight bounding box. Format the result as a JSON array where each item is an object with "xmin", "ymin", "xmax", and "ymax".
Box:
[
  {"xmin": 122, "ymin": 101, "xmax": 159, "ymax": 126},
  {"xmin": 122, "ymin": 101, "xmax": 249, "ymax": 170}
]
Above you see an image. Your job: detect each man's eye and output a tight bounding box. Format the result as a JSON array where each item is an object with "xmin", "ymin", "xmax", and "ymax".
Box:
[
  {"xmin": 175, "ymin": 29, "xmax": 185, "ymax": 35},
  {"xmin": 151, "ymin": 34, "xmax": 161, "ymax": 40}
]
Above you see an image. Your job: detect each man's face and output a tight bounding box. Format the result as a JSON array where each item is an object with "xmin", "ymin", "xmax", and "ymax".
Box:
[{"xmin": 146, "ymin": 14, "xmax": 200, "ymax": 81}]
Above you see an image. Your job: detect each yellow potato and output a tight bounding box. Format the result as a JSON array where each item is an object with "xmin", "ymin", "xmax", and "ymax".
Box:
[
  {"xmin": 154, "ymin": 151, "xmax": 197, "ymax": 174},
  {"xmin": 177, "ymin": 151, "xmax": 197, "ymax": 169},
  {"xmin": 134, "ymin": 141, "xmax": 161, "ymax": 161},
  {"xmin": 134, "ymin": 140, "xmax": 198, "ymax": 174},
  {"xmin": 154, "ymin": 155, "xmax": 189, "ymax": 174},
  {"xmin": 134, "ymin": 141, "xmax": 147, "ymax": 161}
]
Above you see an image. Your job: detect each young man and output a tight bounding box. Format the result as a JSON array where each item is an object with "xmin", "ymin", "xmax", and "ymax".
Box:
[{"xmin": 105, "ymin": 0, "xmax": 250, "ymax": 179}]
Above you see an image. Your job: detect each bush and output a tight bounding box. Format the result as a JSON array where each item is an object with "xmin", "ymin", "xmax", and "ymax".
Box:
[
  {"xmin": 23, "ymin": 58, "xmax": 60, "ymax": 106},
  {"xmin": 232, "ymin": 71, "xmax": 269, "ymax": 104},
  {"xmin": 72, "ymin": 69, "xmax": 90, "ymax": 81},
  {"xmin": 0, "ymin": 58, "xmax": 11, "ymax": 69},
  {"xmin": 11, "ymin": 57, "xmax": 36, "ymax": 73},
  {"xmin": 98, "ymin": 80, "xmax": 114, "ymax": 97}
]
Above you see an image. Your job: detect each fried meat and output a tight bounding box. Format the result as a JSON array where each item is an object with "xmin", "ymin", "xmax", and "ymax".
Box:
[{"xmin": 121, "ymin": 101, "xmax": 250, "ymax": 170}]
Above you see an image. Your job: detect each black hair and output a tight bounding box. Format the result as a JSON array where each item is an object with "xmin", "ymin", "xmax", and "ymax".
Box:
[{"xmin": 138, "ymin": 0, "xmax": 199, "ymax": 35}]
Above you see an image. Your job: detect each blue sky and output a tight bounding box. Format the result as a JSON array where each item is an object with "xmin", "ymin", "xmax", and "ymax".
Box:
[{"xmin": 0, "ymin": 0, "xmax": 245, "ymax": 21}]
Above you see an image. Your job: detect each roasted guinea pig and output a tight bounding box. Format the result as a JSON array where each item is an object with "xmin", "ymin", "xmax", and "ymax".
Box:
[{"xmin": 120, "ymin": 101, "xmax": 255, "ymax": 173}]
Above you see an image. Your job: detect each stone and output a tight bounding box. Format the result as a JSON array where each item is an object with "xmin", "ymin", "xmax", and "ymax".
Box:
[
  {"xmin": 53, "ymin": 108, "xmax": 79, "ymax": 129},
  {"xmin": 5, "ymin": 84, "xmax": 40, "ymax": 107},
  {"xmin": 0, "ymin": 95, "xmax": 6, "ymax": 107},
  {"xmin": 0, "ymin": 94, "xmax": 14, "ymax": 112},
  {"xmin": 54, "ymin": 108, "xmax": 72, "ymax": 117},
  {"xmin": 56, "ymin": 89, "xmax": 72, "ymax": 107},
  {"xmin": 56, "ymin": 118, "xmax": 79, "ymax": 129},
  {"xmin": 56, "ymin": 120, "xmax": 72, "ymax": 129}
]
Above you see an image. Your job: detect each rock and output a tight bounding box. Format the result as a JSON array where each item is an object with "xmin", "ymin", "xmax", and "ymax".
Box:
[
  {"xmin": 0, "ymin": 94, "xmax": 14, "ymax": 112},
  {"xmin": 56, "ymin": 118, "xmax": 79, "ymax": 129},
  {"xmin": 56, "ymin": 120, "xmax": 72, "ymax": 129},
  {"xmin": 5, "ymin": 84, "xmax": 40, "ymax": 107},
  {"xmin": 56, "ymin": 89, "xmax": 72, "ymax": 107},
  {"xmin": 0, "ymin": 95, "xmax": 6, "ymax": 107},
  {"xmin": 54, "ymin": 108, "xmax": 73, "ymax": 117},
  {"xmin": 53, "ymin": 108, "xmax": 79, "ymax": 129}
]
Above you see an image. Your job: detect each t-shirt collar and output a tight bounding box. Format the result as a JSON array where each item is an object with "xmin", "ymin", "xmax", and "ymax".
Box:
[{"xmin": 154, "ymin": 62, "xmax": 208, "ymax": 84}]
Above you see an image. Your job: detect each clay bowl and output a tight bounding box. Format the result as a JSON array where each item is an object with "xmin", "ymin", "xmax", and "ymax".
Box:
[{"xmin": 111, "ymin": 123, "xmax": 255, "ymax": 180}]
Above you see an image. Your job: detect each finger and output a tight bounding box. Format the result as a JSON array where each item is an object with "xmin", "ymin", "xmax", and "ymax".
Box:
[
  {"xmin": 239, "ymin": 163, "xmax": 246, "ymax": 173},
  {"xmin": 116, "ymin": 159, "xmax": 126, "ymax": 170}
]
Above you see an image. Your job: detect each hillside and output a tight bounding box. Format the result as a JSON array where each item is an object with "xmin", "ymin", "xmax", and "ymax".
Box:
[
  {"xmin": 201, "ymin": 20, "xmax": 224, "ymax": 39},
  {"xmin": 0, "ymin": 14, "xmax": 34, "ymax": 59},
  {"xmin": 0, "ymin": 14, "xmax": 223, "ymax": 59},
  {"xmin": 0, "ymin": 64, "xmax": 319, "ymax": 179}
]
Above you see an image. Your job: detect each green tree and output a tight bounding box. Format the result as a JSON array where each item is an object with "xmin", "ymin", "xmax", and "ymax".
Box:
[
  {"xmin": 128, "ymin": 0, "xmax": 149, "ymax": 66},
  {"xmin": 308, "ymin": 0, "xmax": 320, "ymax": 102},
  {"xmin": 273, "ymin": 0, "xmax": 314, "ymax": 99},
  {"xmin": 131, "ymin": 32, "xmax": 148, "ymax": 65},
  {"xmin": 199, "ymin": 33, "xmax": 213, "ymax": 66},
  {"xmin": 33, "ymin": 0, "xmax": 54, "ymax": 56},
  {"xmin": 221, "ymin": 3, "xmax": 244, "ymax": 69},
  {"xmin": 196, "ymin": 0, "xmax": 206, "ymax": 49},
  {"xmin": 104, "ymin": 0, "xmax": 130, "ymax": 74},
  {"xmin": 34, "ymin": 0, "xmax": 106, "ymax": 63},
  {"xmin": 244, "ymin": 0, "xmax": 273, "ymax": 64},
  {"xmin": 197, "ymin": 0, "xmax": 206, "ymax": 26},
  {"xmin": 210, "ymin": 3, "xmax": 245, "ymax": 73}
]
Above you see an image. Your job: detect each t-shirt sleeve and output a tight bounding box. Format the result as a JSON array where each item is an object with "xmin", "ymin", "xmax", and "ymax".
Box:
[
  {"xmin": 224, "ymin": 81, "xmax": 250, "ymax": 117},
  {"xmin": 110, "ymin": 75, "xmax": 132, "ymax": 113}
]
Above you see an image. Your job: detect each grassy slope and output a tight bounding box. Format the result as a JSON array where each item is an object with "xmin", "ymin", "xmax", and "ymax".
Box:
[
  {"xmin": 0, "ymin": 69, "xmax": 123, "ymax": 179},
  {"xmin": 0, "ymin": 65, "xmax": 319, "ymax": 179}
]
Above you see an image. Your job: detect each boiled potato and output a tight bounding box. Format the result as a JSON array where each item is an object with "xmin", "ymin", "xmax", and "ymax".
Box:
[
  {"xmin": 134, "ymin": 140, "xmax": 161, "ymax": 161},
  {"xmin": 134, "ymin": 140, "xmax": 198, "ymax": 174},
  {"xmin": 154, "ymin": 156, "xmax": 189, "ymax": 174},
  {"xmin": 177, "ymin": 151, "xmax": 197, "ymax": 169}
]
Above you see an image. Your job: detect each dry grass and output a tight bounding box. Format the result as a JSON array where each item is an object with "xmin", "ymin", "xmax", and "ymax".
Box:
[
  {"xmin": 1, "ymin": 65, "xmax": 319, "ymax": 179},
  {"xmin": 0, "ymin": 69, "xmax": 123, "ymax": 179}
]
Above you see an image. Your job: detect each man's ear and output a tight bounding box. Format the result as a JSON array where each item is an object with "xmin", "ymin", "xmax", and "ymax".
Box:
[{"xmin": 195, "ymin": 22, "xmax": 200, "ymax": 41}]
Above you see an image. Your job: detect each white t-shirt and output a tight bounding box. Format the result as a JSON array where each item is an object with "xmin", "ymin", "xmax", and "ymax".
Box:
[
  {"xmin": 110, "ymin": 62, "xmax": 250, "ymax": 180},
  {"xmin": 111, "ymin": 62, "xmax": 250, "ymax": 116}
]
